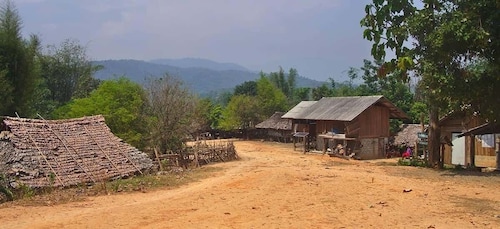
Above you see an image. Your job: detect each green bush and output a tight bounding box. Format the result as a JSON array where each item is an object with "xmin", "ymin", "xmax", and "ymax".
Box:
[{"xmin": 398, "ymin": 158, "xmax": 426, "ymax": 167}]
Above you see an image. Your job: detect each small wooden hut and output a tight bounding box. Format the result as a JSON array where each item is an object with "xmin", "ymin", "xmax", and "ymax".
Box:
[
  {"xmin": 438, "ymin": 111, "xmax": 496, "ymax": 167},
  {"xmin": 283, "ymin": 96, "xmax": 409, "ymax": 159},
  {"xmin": 457, "ymin": 122, "xmax": 500, "ymax": 168},
  {"xmin": 0, "ymin": 115, "xmax": 153, "ymax": 188},
  {"xmin": 255, "ymin": 112, "xmax": 292, "ymax": 142}
]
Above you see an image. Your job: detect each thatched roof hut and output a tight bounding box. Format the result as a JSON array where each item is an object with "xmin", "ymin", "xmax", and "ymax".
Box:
[
  {"xmin": 393, "ymin": 124, "xmax": 425, "ymax": 147},
  {"xmin": 0, "ymin": 115, "xmax": 152, "ymax": 188},
  {"xmin": 255, "ymin": 112, "xmax": 291, "ymax": 130}
]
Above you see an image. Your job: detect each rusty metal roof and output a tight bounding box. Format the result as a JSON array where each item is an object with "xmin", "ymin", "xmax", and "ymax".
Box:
[{"xmin": 282, "ymin": 96, "xmax": 409, "ymax": 121}]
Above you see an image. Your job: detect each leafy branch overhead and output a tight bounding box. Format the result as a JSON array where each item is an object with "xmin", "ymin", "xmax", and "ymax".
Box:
[{"xmin": 361, "ymin": 0, "xmax": 500, "ymax": 167}]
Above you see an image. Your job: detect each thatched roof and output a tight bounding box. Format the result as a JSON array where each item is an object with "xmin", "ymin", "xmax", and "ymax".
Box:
[
  {"xmin": 0, "ymin": 115, "xmax": 152, "ymax": 188},
  {"xmin": 393, "ymin": 124, "xmax": 425, "ymax": 146},
  {"xmin": 255, "ymin": 112, "xmax": 291, "ymax": 130},
  {"xmin": 282, "ymin": 96, "xmax": 409, "ymax": 121}
]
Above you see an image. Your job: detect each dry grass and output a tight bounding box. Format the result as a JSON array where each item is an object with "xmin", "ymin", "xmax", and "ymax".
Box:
[{"xmin": 0, "ymin": 166, "xmax": 223, "ymax": 208}]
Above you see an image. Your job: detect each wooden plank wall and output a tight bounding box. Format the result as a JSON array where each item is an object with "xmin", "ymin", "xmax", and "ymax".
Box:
[
  {"xmin": 359, "ymin": 105, "xmax": 390, "ymax": 138},
  {"xmin": 316, "ymin": 120, "xmax": 346, "ymax": 135},
  {"xmin": 474, "ymin": 135, "xmax": 496, "ymax": 156}
]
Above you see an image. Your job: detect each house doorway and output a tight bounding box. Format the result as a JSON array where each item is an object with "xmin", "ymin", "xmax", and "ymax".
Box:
[{"xmin": 451, "ymin": 132, "xmax": 465, "ymax": 165}]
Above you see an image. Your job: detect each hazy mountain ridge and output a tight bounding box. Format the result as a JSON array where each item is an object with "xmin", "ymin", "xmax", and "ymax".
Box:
[
  {"xmin": 93, "ymin": 59, "xmax": 324, "ymax": 94},
  {"xmin": 149, "ymin": 58, "xmax": 250, "ymax": 72}
]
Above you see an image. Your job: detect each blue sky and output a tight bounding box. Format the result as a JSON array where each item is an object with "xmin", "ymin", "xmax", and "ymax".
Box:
[{"xmin": 17, "ymin": 0, "xmax": 374, "ymax": 81}]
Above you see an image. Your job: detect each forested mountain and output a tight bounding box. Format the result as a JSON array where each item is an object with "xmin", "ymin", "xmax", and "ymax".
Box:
[
  {"xmin": 93, "ymin": 59, "xmax": 324, "ymax": 94},
  {"xmin": 149, "ymin": 58, "xmax": 250, "ymax": 72}
]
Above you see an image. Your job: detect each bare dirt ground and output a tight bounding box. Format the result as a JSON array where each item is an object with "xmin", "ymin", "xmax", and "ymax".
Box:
[{"xmin": 1, "ymin": 140, "xmax": 500, "ymax": 229}]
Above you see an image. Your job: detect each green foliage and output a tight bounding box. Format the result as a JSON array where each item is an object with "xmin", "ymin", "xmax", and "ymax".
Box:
[
  {"xmin": 361, "ymin": 0, "xmax": 500, "ymax": 165},
  {"xmin": 311, "ymin": 83, "xmax": 333, "ymax": 100},
  {"xmin": 219, "ymin": 94, "xmax": 259, "ymax": 131},
  {"xmin": 208, "ymin": 103, "xmax": 223, "ymax": 129},
  {"xmin": 0, "ymin": 174, "xmax": 13, "ymax": 202},
  {"xmin": 256, "ymin": 76, "xmax": 288, "ymax": 118},
  {"xmin": 40, "ymin": 39, "xmax": 102, "ymax": 107},
  {"xmin": 398, "ymin": 158, "xmax": 426, "ymax": 167},
  {"xmin": 409, "ymin": 102, "xmax": 428, "ymax": 125},
  {"xmin": 14, "ymin": 183, "xmax": 36, "ymax": 199},
  {"xmin": 53, "ymin": 77, "xmax": 148, "ymax": 149},
  {"xmin": 294, "ymin": 87, "xmax": 311, "ymax": 101},
  {"xmin": 266, "ymin": 67, "xmax": 299, "ymax": 106},
  {"xmin": 234, "ymin": 81, "xmax": 257, "ymax": 96},
  {"xmin": 0, "ymin": 0, "xmax": 40, "ymax": 116}
]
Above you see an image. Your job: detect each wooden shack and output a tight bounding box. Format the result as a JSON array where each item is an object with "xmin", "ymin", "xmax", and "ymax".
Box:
[
  {"xmin": 255, "ymin": 112, "xmax": 292, "ymax": 142},
  {"xmin": 459, "ymin": 122, "xmax": 500, "ymax": 168},
  {"xmin": 282, "ymin": 96, "xmax": 408, "ymax": 159},
  {"xmin": 0, "ymin": 115, "xmax": 153, "ymax": 188},
  {"xmin": 439, "ymin": 112, "xmax": 497, "ymax": 167}
]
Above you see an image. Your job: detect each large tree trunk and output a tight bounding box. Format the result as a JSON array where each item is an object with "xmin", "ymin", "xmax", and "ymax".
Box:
[{"xmin": 428, "ymin": 105, "xmax": 441, "ymax": 168}]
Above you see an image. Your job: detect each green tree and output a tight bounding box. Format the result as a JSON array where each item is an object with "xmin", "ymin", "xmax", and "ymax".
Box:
[
  {"xmin": 189, "ymin": 98, "xmax": 224, "ymax": 135},
  {"xmin": 256, "ymin": 76, "xmax": 287, "ymax": 119},
  {"xmin": 0, "ymin": 0, "xmax": 40, "ymax": 116},
  {"xmin": 361, "ymin": 0, "xmax": 458, "ymax": 164},
  {"xmin": 287, "ymin": 68, "xmax": 297, "ymax": 98},
  {"xmin": 267, "ymin": 67, "xmax": 298, "ymax": 102},
  {"xmin": 294, "ymin": 87, "xmax": 311, "ymax": 101},
  {"xmin": 234, "ymin": 81, "xmax": 257, "ymax": 96},
  {"xmin": 357, "ymin": 60, "xmax": 414, "ymax": 119},
  {"xmin": 53, "ymin": 77, "xmax": 148, "ymax": 149},
  {"xmin": 219, "ymin": 94, "xmax": 259, "ymax": 131},
  {"xmin": 40, "ymin": 39, "xmax": 102, "ymax": 107},
  {"xmin": 311, "ymin": 83, "xmax": 332, "ymax": 100}
]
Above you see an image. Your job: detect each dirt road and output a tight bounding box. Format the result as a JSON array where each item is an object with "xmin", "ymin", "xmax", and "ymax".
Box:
[{"xmin": 1, "ymin": 140, "xmax": 500, "ymax": 228}]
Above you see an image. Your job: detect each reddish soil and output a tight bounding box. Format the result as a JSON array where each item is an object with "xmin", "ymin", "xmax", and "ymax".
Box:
[{"xmin": 1, "ymin": 140, "xmax": 500, "ymax": 229}]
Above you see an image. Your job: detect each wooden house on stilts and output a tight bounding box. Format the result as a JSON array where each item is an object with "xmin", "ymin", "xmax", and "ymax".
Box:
[{"xmin": 282, "ymin": 96, "xmax": 409, "ymax": 159}]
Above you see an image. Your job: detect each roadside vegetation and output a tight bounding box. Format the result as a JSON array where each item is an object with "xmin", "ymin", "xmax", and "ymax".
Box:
[{"xmin": 0, "ymin": 166, "xmax": 223, "ymax": 207}]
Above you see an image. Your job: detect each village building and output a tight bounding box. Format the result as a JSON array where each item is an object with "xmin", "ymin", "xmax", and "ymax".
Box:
[
  {"xmin": 439, "ymin": 112, "xmax": 498, "ymax": 168},
  {"xmin": 255, "ymin": 112, "xmax": 292, "ymax": 143},
  {"xmin": 0, "ymin": 115, "xmax": 153, "ymax": 188},
  {"xmin": 282, "ymin": 96, "xmax": 409, "ymax": 159},
  {"xmin": 389, "ymin": 123, "xmax": 427, "ymax": 157}
]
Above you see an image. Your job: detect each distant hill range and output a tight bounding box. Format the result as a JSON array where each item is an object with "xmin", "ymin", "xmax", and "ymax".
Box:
[
  {"xmin": 149, "ymin": 58, "xmax": 250, "ymax": 72},
  {"xmin": 92, "ymin": 58, "xmax": 325, "ymax": 95}
]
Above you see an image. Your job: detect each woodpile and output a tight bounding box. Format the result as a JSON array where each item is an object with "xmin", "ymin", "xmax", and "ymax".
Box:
[{"xmin": 0, "ymin": 115, "xmax": 153, "ymax": 188}]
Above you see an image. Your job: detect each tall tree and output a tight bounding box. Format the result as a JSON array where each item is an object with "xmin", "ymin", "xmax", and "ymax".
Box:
[
  {"xmin": 256, "ymin": 75, "xmax": 288, "ymax": 119},
  {"xmin": 360, "ymin": 0, "xmax": 500, "ymax": 166},
  {"xmin": 145, "ymin": 75, "xmax": 197, "ymax": 153},
  {"xmin": 0, "ymin": 0, "xmax": 39, "ymax": 116},
  {"xmin": 311, "ymin": 83, "xmax": 332, "ymax": 100},
  {"xmin": 40, "ymin": 39, "xmax": 102, "ymax": 107},
  {"xmin": 219, "ymin": 94, "xmax": 259, "ymax": 132},
  {"xmin": 233, "ymin": 81, "xmax": 257, "ymax": 96}
]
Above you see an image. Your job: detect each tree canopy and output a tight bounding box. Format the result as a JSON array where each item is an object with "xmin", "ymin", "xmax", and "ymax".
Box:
[
  {"xmin": 53, "ymin": 77, "xmax": 148, "ymax": 148},
  {"xmin": 361, "ymin": 0, "xmax": 500, "ymax": 166}
]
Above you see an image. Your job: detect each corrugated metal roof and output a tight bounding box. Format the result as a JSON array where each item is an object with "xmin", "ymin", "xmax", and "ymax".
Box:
[
  {"xmin": 281, "ymin": 101, "xmax": 317, "ymax": 119},
  {"xmin": 282, "ymin": 95, "xmax": 409, "ymax": 121}
]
